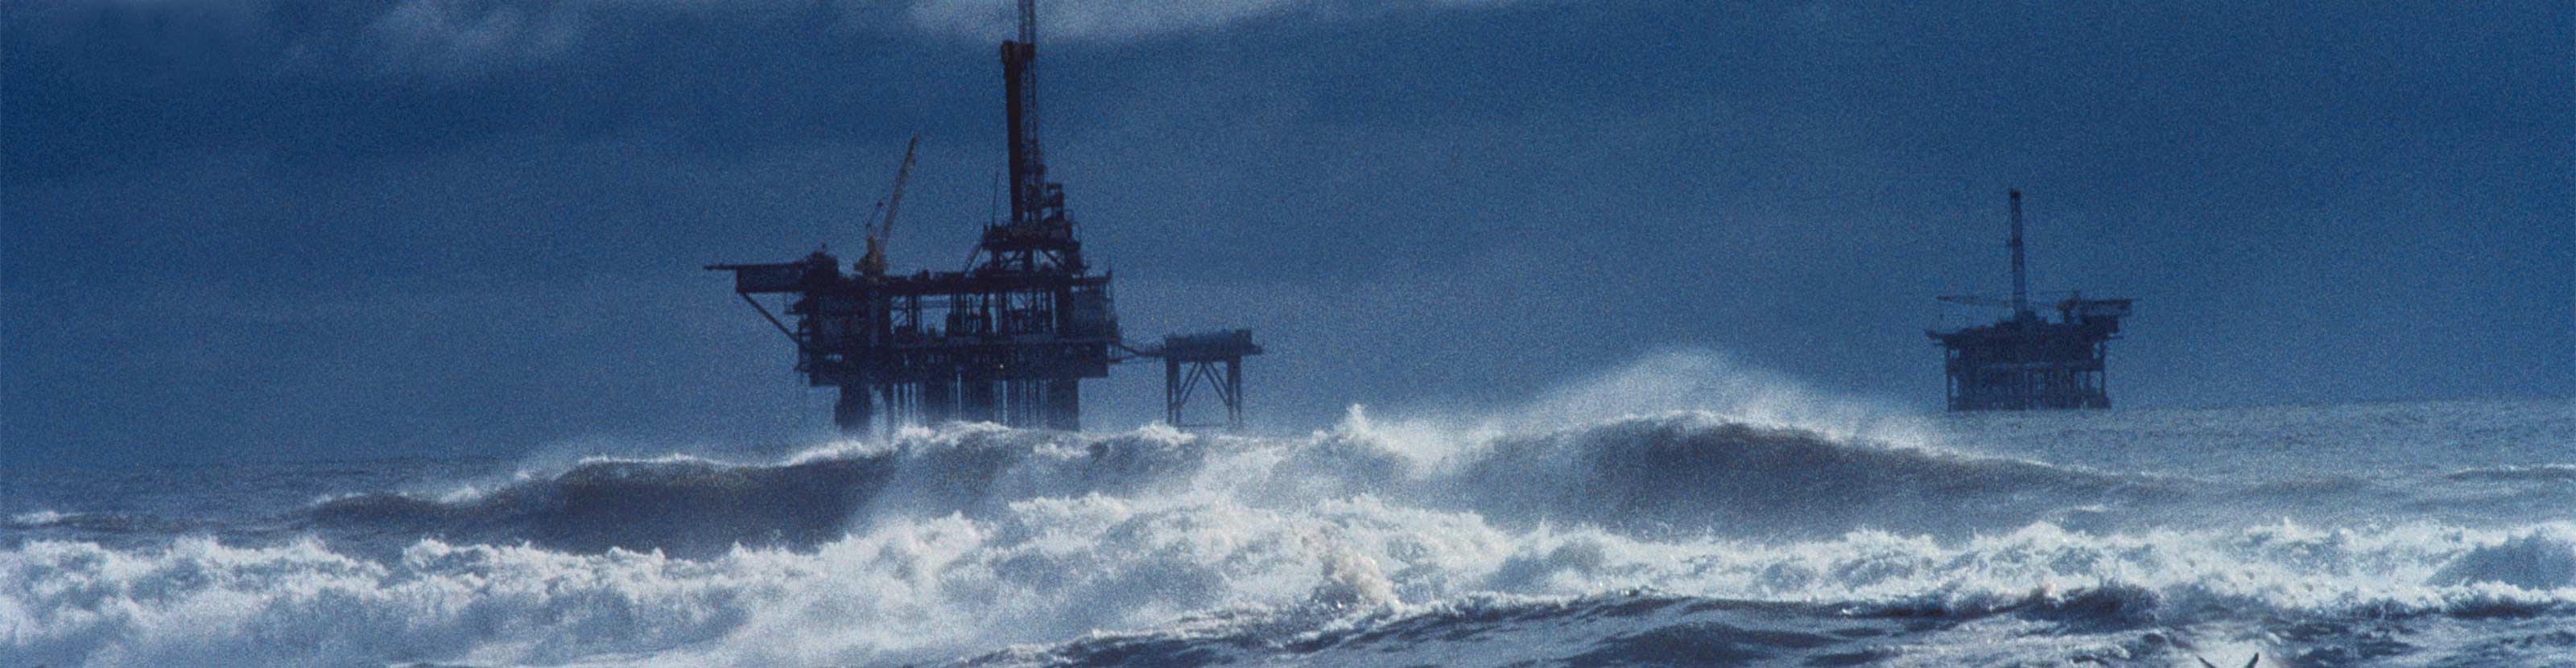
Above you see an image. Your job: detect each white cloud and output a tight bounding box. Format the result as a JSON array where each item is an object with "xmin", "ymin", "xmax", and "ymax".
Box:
[
  {"xmin": 27, "ymin": 0, "xmax": 1526, "ymax": 81},
  {"xmin": 906, "ymin": 0, "xmax": 1521, "ymax": 43},
  {"xmin": 369, "ymin": 0, "xmax": 583, "ymax": 77}
]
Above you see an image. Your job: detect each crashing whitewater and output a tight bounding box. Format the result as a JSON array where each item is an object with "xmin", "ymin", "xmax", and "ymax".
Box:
[{"xmin": 6, "ymin": 355, "xmax": 2574, "ymax": 667}]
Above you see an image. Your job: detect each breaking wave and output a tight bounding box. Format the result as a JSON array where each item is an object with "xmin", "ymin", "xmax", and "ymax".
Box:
[
  {"xmin": 11, "ymin": 505, "xmax": 2576, "ymax": 668},
  {"xmin": 301, "ymin": 423, "xmax": 1213, "ymax": 559},
  {"xmin": 1447, "ymin": 414, "xmax": 2160, "ymax": 537},
  {"xmin": 2428, "ymin": 530, "xmax": 2576, "ymax": 590},
  {"xmin": 6, "ymin": 354, "xmax": 2567, "ymax": 666},
  {"xmin": 294, "ymin": 407, "xmax": 2148, "ymax": 560},
  {"xmin": 2446, "ymin": 464, "xmax": 2576, "ymax": 482},
  {"xmin": 6, "ymin": 511, "xmax": 199, "ymax": 535}
]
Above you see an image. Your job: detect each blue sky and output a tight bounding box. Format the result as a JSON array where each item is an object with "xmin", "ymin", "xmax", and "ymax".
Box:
[{"xmin": 6, "ymin": 0, "xmax": 2569, "ymax": 464}]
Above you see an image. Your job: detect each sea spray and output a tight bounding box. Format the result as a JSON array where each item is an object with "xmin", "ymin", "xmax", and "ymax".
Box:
[
  {"xmin": 8, "ymin": 370, "xmax": 2572, "ymax": 667},
  {"xmin": 13, "ymin": 446, "xmax": 2576, "ymax": 667}
]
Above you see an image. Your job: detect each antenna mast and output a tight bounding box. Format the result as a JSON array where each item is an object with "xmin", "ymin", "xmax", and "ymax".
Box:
[{"xmin": 2008, "ymin": 188, "xmax": 2030, "ymax": 320}]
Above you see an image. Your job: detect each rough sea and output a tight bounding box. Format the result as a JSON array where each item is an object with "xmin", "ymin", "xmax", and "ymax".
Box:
[{"xmin": 6, "ymin": 353, "xmax": 2573, "ymax": 667}]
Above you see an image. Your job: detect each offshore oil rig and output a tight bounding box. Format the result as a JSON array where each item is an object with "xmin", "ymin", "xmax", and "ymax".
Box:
[
  {"xmin": 1929, "ymin": 190, "xmax": 2134, "ymax": 410},
  {"xmin": 708, "ymin": 0, "xmax": 1260, "ymax": 435}
]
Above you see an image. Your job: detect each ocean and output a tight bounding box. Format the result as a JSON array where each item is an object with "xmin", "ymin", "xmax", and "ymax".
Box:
[{"xmin": 6, "ymin": 353, "xmax": 2572, "ymax": 667}]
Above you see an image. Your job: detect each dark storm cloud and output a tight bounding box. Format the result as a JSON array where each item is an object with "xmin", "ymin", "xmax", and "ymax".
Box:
[
  {"xmin": 4, "ymin": 0, "xmax": 2569, "ymax": 464},
  {"xmin": 2, "ymin": 0, "xmax": 1525, "ymax": 181},
  {"xmin": 6, "ymin": 0, "xmax": 913, "ymax": 180}
]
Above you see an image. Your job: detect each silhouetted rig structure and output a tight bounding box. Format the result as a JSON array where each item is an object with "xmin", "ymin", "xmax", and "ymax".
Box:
[
  {"xmin": 1141, "ymin": 330, "xmax": 1262, "ymax": 430},
  {"xmin": 1929, "ymin": 190, "xmax": 2134, "ymax": 410},
  {"xmin": 709, "ymin": 0, "xmax": 1258, "ymax": 435}
]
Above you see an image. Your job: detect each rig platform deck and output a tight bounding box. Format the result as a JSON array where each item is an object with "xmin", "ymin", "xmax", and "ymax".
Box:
[
  {"xmin": 1929, "ymin": 189, "xmax": 2135, "ymax": 411},
  {"xmin": 709, "ymin": 0, "xmax": 1255, "ymax": 434}
]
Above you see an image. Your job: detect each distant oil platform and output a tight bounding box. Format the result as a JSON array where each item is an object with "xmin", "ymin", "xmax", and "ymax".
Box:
[
  {"xmin": 1929, "ymin": 190, "xmax": 2134, "ymax": 410},
  {"xmin": 708, "ymin": 0, "xmax": 1259, "ymax": 435}
]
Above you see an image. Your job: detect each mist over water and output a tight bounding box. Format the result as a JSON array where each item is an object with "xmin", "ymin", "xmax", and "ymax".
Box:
[{"xmin": 5, "ymin": 352, "xmax": 2572, "ymax": 667}]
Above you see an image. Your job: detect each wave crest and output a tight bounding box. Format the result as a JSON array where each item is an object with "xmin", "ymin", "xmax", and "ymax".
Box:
[
  {"xmin": 303, "ymin": 425, "xmax": 1210, "ymax": 558},
  {"xmin": 2446, "ymin": 464, "xmax": 2576, "ymax": 482},
  {"xmin": 14, "ymin": 509, "xmax": 2576, "ymax": 668},
  {"xmin": 1448, "ymin": 412, "xmax": 2144, "ymax": 537},
  {"xmin": 2429, "ymin": 530, "xmax": 2576, "ymax": 591}
]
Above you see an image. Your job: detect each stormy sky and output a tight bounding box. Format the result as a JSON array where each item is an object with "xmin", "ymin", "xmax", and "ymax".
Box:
[{"xmin": 6, "ymin": 0, "xmax": 2569, "ymax": 465}]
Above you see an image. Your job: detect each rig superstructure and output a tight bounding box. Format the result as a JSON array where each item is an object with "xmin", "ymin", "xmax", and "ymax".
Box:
[
  {"xmin": 1929, "ymin": 190, "xmax": 2134, "ymax": 410},
  {"xmin": 709, "ymin": 0, "xmax": 1258, "ymax": 434}
]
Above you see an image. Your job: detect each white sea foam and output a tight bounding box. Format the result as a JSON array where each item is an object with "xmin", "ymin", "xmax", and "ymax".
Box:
[
  {"xmin": 2446, "ymin": 463, "xmax": 2576, "ymax": 482},
  {"xmin": 10, "ymin": 491, "xmax": 2575, "ymax": 668},
  {"xmin": 8, "ymin": 355, "xmax": 2568, "ymax": 666},
  {"xmin": 6, "ymin": 511, "xmax": 68, "ymax": 527}
]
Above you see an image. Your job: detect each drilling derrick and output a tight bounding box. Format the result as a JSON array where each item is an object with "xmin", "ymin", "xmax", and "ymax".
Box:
[
  {"xmin": 1928, "ymin": 190, "xmax": 2135, "ymax": 410},
  {"xmin": 708, "ymin": 0, "xmax": 1125, "ymax": 434}
]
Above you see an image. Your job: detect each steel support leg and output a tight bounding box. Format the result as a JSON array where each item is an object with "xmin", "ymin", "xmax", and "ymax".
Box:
[
  {"xmin": 833, "ymin": 383, "xmax": 874, "ymax": 435},
  {"xmin": 1045, "ymin": 379, "xmax": 1080, "ymax": 431}
]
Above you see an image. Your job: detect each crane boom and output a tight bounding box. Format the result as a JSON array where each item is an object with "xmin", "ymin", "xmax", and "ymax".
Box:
[
  {"xmin": 1938, "ymin": 295, "xmax": 2017, "ymax": 308},
  {"xmin": 858, "ymin": 134, "xmax": 920, "ymax": 276},
  {"xmin": 1941, "ymin": 292, "xmax": 2096, "ymax": 315},
  {"xmin": 881, "ymin": 134, "xmax": 920, "ymax": 244}
]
